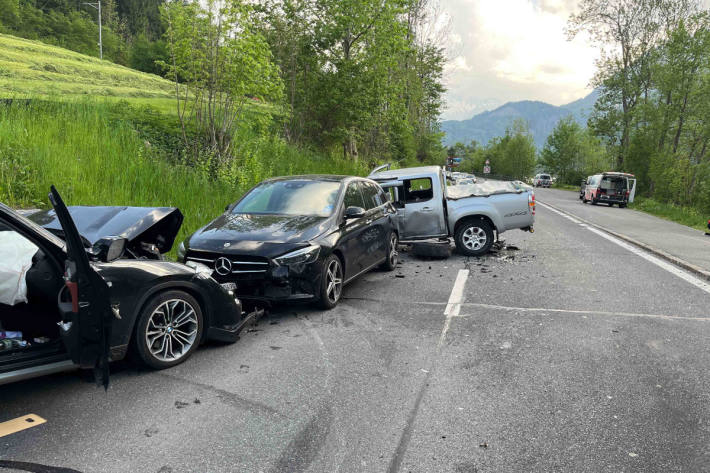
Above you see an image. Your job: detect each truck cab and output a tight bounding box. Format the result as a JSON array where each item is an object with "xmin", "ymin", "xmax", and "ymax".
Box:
[{"xmin": 370, "ymin": 166, "xmax": 535, "ymax": 256}]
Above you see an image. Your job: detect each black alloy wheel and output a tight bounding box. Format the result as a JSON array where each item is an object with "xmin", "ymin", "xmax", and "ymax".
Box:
[
  {"xmin": 318, "ymin": 254, "xmax": 343, "ymax": 310},
  {"xmin": 133, "ymin": 290, "xmax": 204, "ymax": 370},
  {"xmin": 380, "ymin": 232, "xmax": 398, "ymax": 271}
]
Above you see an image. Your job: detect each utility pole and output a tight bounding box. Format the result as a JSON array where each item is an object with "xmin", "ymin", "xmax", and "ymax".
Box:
[{"xmin": 83, "ymin": 1, "xmax": 102, "ymax": 59}]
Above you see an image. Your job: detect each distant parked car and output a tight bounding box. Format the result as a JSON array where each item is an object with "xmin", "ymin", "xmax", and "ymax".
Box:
[
  {"xmin": 534, "ymin": 174, "xmax": 551, "ymax": 188},
  {"xmin": 179, "ymin": 175, "xmax": 399, "ymax": 309},
  {"xmin": 582, "ymin": 172, "xmax": 637, "ymax": 207}
]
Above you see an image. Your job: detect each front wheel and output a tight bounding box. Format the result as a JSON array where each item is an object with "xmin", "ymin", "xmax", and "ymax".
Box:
[
  {"xmin": 455, "ymin": 219, "xmax": 494, "ymax": 256},
  {"xmin": 380, "ymin": 232, "xmax": 398, "ymax": 271},
  {"xmin": 317, "ymin": 254, "xmax": 344, "ymax": 310},
  {"xmin": 133, "ymin": 290, "xmax": 204, "ymax": 370}
]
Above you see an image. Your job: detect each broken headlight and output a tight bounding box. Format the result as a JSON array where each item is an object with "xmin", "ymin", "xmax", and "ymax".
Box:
[
  {"xmin": 274, "ymin": 245, "xmax": 320, "ymax": 266},
  {"xmin": 185, "ymin": 260, "xmax": 213, "ymax": 278}
]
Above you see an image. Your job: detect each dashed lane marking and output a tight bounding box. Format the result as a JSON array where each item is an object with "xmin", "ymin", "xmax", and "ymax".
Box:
[
  {"xmin": 538, "ymin": 202, "xmax": 710, "ymax": 296},
  {"xmin": 0, "ymin": 414, "xmax": 46, "ymax": 438},
  {"xmin": 439, "ymin": 269, "xmax": 470, "ymax": 347},
  {"xmin": 387, "ymin": 269, "xmax": 470, "ymax": 473}
]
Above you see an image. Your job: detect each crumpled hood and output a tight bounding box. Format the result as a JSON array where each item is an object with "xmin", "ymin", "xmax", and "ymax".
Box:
[
  {"xmin": 186, "ymin": 213, "xmax": 330, "ymax": 257},
  {"xmin": 28, "ymin": 206, "xmax": 183, "ymax": 254}
]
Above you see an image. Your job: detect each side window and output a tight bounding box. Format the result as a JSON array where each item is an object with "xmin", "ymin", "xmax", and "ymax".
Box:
[
  {"xmin": 343, "ymin": 182, "xmax": 366, "ymax": 209},
  {"xmin": 404, "ymin": 178, "xmax": 433, "ymax": 203},
  {"xmin": 385, "ymin": 186, "xmax": 404, "ymax": 208},
  {"xmin": 360, "ymin": 182, "xmax": 382, "ymax": 210}
]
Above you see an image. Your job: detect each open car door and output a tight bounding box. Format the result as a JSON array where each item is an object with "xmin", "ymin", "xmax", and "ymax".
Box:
[
  {"xmin": 49, "ymin": 186, "xmax": 113, "ymax": 388},
  {"xmin": 628, "ymin": 178, "xmax": 637, "ymax": 203}
]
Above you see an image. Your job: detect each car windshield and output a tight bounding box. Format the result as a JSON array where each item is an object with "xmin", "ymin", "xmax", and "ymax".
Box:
[{"xmin": 232, "ymin": 180, "xmax": 341, "ymax": 217}]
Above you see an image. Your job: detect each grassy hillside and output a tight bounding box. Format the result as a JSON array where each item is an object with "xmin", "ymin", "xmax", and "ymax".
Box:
[
  {"xmin": 0, "ymin": 33, "xmax": 176, "ymax": 109},
  {"xmin": 0, "ymin": 35, "xmax": 367, "ymax": 256}
]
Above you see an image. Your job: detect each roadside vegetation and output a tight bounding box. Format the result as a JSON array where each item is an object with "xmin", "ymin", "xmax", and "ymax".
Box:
[
  {"xmin": 0, "ymin": 0, "xmax": 449, "ymax": 255},
  {"xmin": 0, "ymin": 100, "xmax": 365, "ymax": 254}
]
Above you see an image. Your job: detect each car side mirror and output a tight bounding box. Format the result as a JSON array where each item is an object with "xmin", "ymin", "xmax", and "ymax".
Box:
[
  {"xmin": 91, "ymin": 236, "xmax": 127, "ymax": 263},
  {"xmin": 344, "ymin": 206, "xmax": 366, "ymax": 219},
  {"xmin": 225, "ymin": 204, "xmax": 230, "ymax": 212}
]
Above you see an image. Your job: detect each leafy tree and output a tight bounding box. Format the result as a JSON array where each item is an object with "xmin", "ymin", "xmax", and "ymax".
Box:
[
  {"xmin": 568, "ymin": 0, "xmax": 698, "ymax": 168},
  {"xmin": 540, "ymin": 116, "xmax": 610, "ymax": 185},
  {"xmin": 160, "ymin": 0, "xmax": 283, "ymax": 160},
  {"xmin": 483, "ymin": 119, "xmax": 536, "ymax": 180}
]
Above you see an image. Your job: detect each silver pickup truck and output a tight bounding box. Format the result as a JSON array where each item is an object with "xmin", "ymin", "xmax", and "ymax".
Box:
[{"xmin": 369, "ymin": 165, "xmax": 535, "ymax": 256}]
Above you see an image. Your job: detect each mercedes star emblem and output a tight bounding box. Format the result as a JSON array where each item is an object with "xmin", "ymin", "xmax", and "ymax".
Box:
[{"xmin": 215, "ymin": 257, "xmax": 232, "ymax": 276}]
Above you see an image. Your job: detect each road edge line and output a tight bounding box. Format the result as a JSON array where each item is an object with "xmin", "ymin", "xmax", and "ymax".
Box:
[{"xmin": 538, "ymin": 200, "xmax": 710, "ymax": 281}]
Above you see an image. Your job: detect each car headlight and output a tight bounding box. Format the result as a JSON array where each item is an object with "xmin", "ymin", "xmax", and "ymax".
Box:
[
  {"xmin": 177, "ymin": 241, "xmax": 186, "ymax": 262},
  {"xmin": 185, "ymin": 260, "xmax": 213, "ymax": 277},
  {"xmin": 274, "ymin": 245, "xmax": 320, "ymax": 266}
]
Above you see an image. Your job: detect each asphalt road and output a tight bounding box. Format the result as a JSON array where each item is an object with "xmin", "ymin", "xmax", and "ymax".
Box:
[
  {"xmin": 536, "ymin": 187, "xmax": 710, "ymax": 274},
  {"xmin": 2, "ymin": 199, "xmax": 710, "ymax": 473}
]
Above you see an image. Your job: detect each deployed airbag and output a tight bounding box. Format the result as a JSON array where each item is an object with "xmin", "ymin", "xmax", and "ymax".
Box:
[{"xmin": 0, "ymin": 231, "xmax": 39, "ymax": 306}]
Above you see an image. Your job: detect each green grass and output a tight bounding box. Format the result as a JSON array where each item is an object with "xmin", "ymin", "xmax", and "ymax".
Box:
[
  {"xmin": 0, "ymin": 100, "xmax": 365, "ymax": 258},
  {"xmin": 0, "ymin": 34, "xmax": 372, "ymax": 258},
  {"xmin": 0, "ymin": 33, "xmax": 174, "ymax": 101},
  {"xmin": 629, "ymin": 197, "xmax": 708, "ymax": 232},
  {"xmin": 552, "ymin": 183, "xmax": 579, "ymax": 191}
]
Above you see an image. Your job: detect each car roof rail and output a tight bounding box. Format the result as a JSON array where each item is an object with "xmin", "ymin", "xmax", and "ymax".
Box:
[{"xmin": 369, "ymin": 163, "xmax": 391, "ymax": 176}]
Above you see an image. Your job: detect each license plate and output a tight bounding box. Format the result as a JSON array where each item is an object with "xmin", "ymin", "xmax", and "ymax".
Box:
[{"xmin": 221, "ymin": 282, "xmax": 237, "ymax": 292}]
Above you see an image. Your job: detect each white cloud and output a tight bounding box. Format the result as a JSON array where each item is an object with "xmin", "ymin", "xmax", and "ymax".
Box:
[{"xmin": 440, "ymin": 0, "xmax": 597, "ymax": 120}]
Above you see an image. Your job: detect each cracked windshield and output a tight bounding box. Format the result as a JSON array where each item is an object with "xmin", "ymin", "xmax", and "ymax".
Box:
[{"xmin": 2, "ymin": 0, "xmax": 710, "ymax": 472}]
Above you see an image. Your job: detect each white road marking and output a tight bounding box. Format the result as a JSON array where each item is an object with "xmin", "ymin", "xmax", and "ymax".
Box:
[
  {"xmin": 438, "ymin": 269, "xmax": 469, "ymax": 347},
  {"xmin": 538, "ymin": 202, "xmax": 710, "ymax": 296},
  {"xmin": 456, "ymin": 302, "xmax": 710, "ymax": 322},
  {"xmin": 540, "ymin": 202, "xmax": 582, "ymax": 224}
]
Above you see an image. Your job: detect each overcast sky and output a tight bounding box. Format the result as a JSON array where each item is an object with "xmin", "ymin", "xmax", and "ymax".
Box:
[{"xmin": 440, "ymin": 0, "xmax": 598, "ymax": 120}]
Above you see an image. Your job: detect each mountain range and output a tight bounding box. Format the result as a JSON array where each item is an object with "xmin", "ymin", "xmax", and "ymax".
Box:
[{"xmin": 441, "ymin": 90, "xmax": 599, "ymax": 149}]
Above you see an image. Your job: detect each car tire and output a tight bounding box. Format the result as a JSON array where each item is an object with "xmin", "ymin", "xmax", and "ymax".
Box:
[
  {"xmin": 619, "ymin": 203, "xmax": 627, "ymax": 208},
  {"xmin": 380, "ymin": 232, "xmax": 398, "ymax": 271},
  {"xmin": 317, "ymin": 254, "xmax": 344, "ymax": 310},
  {"xmin": 455, "ymin": 219, "xmax": 494, "ymax": 256},
  {"xmin": 133, "ymin": 290, "xmax": 204, "ymax": 370}
]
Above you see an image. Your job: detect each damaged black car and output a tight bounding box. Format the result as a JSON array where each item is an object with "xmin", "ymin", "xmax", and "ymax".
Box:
[
  {"xmin": 0, "ymin": 187, "xmax": 259, "ymax": 387},
  {"xmin": 178, "ymin": 175, "xmax": 399, "ymax": 309}
]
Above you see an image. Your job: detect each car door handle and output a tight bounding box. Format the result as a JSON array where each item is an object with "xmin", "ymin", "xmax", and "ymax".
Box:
[{"xmin": 421, "ymin": 207, "xmax": 433, "ymax": 212}]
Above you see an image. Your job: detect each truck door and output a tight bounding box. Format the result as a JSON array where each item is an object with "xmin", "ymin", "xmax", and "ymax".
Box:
[
  {"xmin": 49, "ymin": 186, "xmax": 113, "ymax": 388},
  {"xmin": 628, "ymin": 178, "xmax": 637, "ymax": 203},
  {"xmin": 401, "ymin": 177, "xmax": 447, "ymax": 239}
]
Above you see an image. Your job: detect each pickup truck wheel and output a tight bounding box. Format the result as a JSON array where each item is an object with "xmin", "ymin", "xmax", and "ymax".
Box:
[
  {"xmin": 133, "ymin": 290, "xmax": 204, "ymax": 370},
  {"xmin": 455, "ymin": 220, "xmax": 494, "ymax": 256}
]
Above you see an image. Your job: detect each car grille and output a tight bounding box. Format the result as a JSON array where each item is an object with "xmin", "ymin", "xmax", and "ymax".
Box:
[{"xmin": 185, "ymin": 251, "xmax": 270, "ymax": 278}]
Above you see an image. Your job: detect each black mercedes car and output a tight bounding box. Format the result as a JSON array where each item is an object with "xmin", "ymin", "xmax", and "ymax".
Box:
[
  {"xmin": 0, "ymin": 187, "xmax": 259, "ymax": 387},
  {"xmin": 178, "ymin": 175, "xmax": 399, "ymax": 309}
]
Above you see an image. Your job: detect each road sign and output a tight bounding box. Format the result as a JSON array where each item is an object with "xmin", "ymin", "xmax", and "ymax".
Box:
[{"xmin": 483, "ymin": 165, "xmax": 491, "ymax": 174}]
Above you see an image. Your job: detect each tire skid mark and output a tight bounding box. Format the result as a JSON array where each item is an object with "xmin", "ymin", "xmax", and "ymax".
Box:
[
  {"xmin": 268, "ymin": 315, "xmax": 344, "ymax": 473},
  {"xmin": 154, "ymin": 372, "xmax": 286, "ymax": 418},
  {"xmin": 387, "ymin": 269, "xmax": 470, "ymax": 473},
  {"xmin": 0, "ymin": 460, "xmax": 82, "ymax": 473}
]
